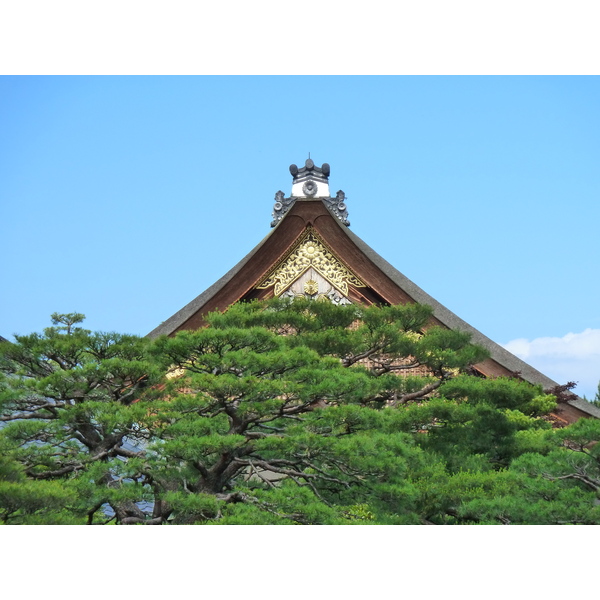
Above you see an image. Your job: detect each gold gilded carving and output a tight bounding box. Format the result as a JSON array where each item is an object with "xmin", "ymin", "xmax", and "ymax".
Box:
[
  {"xmin": 257, "ymin": 230, "xmax": 365, "ymax": 296},
  {"xmin": 304, "ymin": 279, "xmax": 319, "ymax": 295}
]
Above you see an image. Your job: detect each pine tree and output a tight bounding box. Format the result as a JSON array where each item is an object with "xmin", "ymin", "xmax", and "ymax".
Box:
[
  {"xmin": 2, "ymin": 301, "xmax": 600, "ymax": 525},
  {"xmin": 0, "ymin": 314, "xmax": 162, "ymax": 523},
  {"xmin": 593, "ymin": 380, "xmax": 600, "ymax": 405}
]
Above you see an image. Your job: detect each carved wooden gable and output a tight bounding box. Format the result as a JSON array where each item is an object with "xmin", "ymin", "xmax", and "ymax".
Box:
[{"xmin": 256, "ymin": 228, "xmax": 364, "ymax": 304}]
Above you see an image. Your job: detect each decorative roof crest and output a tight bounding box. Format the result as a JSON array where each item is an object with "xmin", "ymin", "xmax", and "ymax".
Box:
[
  {"xmin": 290, "ymin": 159, "xmax": 330, "ymax": 194},
  {"xmin": 270, "ymin": 160, "xmax": 350, "ymax": 228}
]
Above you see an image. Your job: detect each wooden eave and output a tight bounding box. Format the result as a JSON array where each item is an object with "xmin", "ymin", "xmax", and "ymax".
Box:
[{"xmin": 148, "ymin": 199, "xmax": 600, "ymax": 421}]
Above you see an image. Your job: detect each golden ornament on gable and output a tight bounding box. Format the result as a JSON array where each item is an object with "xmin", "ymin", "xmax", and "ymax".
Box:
[
  {"xmin": 304, "ymin": 279, "xmax": 319, "ymax": 295},
  {"xmin": 257, "ymin": 229, "xmax": 365, "ymax": 296}
]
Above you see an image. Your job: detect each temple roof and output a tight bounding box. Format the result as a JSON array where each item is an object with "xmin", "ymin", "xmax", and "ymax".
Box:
[
  {"xmin": 271, "ymin": 159, "xmax": 349, "ymax": 227},
  {"xmin": 148, "ymin": 161, "xmax": 600, "ymax": 421}
]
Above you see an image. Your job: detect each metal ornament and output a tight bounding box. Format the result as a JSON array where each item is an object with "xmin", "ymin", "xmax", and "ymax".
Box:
[
  {"xmin": 304, "ymin": 279, "xmax": 319, "ymax": 295},
  {"xmin": 302, "ymin": 180, "xmax": 318, "ymax": 197},
  {"xmin": 257, "ymin": 229, "xmax": 365, "ymax": 296}
]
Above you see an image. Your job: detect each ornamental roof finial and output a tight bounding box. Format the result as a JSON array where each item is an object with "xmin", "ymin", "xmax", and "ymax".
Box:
[
  {"xmin": 289, "ymin": 159, "xmax": 330, "ymax": 198},
  {"xmin": 271, "ymin": 160, "xmax": 349, "ymax": 228}
]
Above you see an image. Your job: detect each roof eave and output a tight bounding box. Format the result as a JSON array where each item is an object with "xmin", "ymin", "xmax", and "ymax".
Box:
[
  {"xmin": 335, "ymin": 219, "xmax": 600, "ymax": 419},
  {"xmin": 146, "ymin": 227, "xmax": 277, "ymax": 338}
]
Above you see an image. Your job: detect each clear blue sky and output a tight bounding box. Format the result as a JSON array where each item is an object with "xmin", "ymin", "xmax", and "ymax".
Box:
[{"xmin": 1, "ymin": 76, "xmax": 599, "ymax": 395}]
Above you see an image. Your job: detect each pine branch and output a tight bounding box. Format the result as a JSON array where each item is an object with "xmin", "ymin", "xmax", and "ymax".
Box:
[
  {"xmin": 545, "ymin": 472, "xmax": 600, "ymax": 491},
  {"xmin": 393, "ymin": 378, "xmax": 445, "ymax": 405}
]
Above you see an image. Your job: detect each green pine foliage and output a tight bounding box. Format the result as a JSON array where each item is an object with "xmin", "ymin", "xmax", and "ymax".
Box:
[{"xmin": 1, "ymin": 300, "xmax": 599, "ymax": 524}]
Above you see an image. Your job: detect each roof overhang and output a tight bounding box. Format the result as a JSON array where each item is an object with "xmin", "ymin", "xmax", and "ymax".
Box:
[{"xmin": 147, "ymin": 198, "xmax": 600, "ymax": 420}]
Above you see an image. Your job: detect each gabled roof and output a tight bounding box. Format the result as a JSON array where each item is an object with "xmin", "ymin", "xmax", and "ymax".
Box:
[{"xmin": 148, "ymin": 162, "xmax": 600, "ymax": 421}]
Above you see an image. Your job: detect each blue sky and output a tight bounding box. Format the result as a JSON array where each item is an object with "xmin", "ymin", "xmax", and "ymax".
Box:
[{"xmin": 1, "ymin": 76, "xmax": 599, "ymax": 396}]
